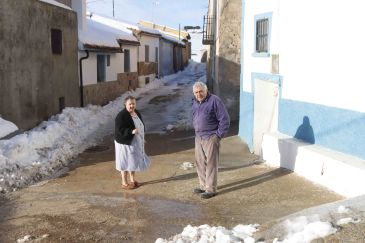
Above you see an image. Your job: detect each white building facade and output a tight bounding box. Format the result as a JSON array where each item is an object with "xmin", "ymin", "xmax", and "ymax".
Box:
[{"xmin": 239, "ymin": 0, "xmax": 365, "ymax": 197}]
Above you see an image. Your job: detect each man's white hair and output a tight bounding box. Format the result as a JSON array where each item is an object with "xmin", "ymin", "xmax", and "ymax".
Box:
[{"xmin": 193, "ymin": 81, "xmax": 208, "ymax": 92}]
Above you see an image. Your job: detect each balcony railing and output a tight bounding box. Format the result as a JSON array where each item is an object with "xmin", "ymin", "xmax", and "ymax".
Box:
[{"xmin": 202, "ymin": 15, "xmax": 215, "ymax": 45}]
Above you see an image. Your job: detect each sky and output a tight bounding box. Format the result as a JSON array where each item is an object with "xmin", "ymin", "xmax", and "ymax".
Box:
[
  {"xmin": 1, "ymin": 62, "xmax": 362, "ymax": 243},
  {"xmin": 86, "ymin": 0, "xmax": 208, "ymax": 30}
]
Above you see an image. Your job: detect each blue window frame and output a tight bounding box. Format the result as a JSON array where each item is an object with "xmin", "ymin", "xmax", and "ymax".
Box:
[{"xmin": 253, "ymin": 12, "xmax": 272, "ymax": 57}]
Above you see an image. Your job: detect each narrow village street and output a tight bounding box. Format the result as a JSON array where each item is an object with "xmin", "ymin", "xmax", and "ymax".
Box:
[
  {"xmin": 2, "ymin": 0, "xmax": 365, "ymax": 242},
  {"xmin": 1, "ymin": 63, "xmax": 359, "ymax": 243}
]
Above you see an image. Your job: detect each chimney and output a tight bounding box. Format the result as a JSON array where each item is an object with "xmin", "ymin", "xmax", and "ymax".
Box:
[{"xmin": 71, "ymin": 0, "xmax": 87, "ymax": 31}]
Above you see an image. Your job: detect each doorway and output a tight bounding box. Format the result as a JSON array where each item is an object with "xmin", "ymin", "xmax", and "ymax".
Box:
[{"xmin": 253, "ymin": 78, "xmax": 279, "ymax": 156}]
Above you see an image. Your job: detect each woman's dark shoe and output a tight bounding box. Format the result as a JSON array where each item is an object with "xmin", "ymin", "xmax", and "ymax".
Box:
[
  {"xmin": 201, "ymin": 192, "xmax": 217, "ymax": 199},
  {"xmin": 193, "ymin": 188, "xmax": 205, "ymax": 194}
]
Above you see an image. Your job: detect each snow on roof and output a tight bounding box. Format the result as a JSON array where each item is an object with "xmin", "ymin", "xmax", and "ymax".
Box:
[
  {"xmin": 90, "ymin": 14, "xmax": 161, "ymax": 37},
  {"xmin": 38, "ymin": 0, "xmax": 72, "ymax": 10},
  {"xmin": 89, "ymin": 14, "xmax": 184, "ymax": 46},
  {"xmin": 159, "ymin": 31, "xmax": 186, "ymax": 46},
  {"xmin": 79, "ymin": 18, "xmax": 139, "ymax": 51}
]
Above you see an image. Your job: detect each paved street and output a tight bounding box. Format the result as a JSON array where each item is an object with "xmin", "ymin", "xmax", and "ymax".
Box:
[{"xmin": 0, "ymin": 123, "xmax": 345, "ymax": 242}]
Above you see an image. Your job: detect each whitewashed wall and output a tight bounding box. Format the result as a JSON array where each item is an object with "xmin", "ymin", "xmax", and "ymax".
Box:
[
  {"xmin": 138, "ymin": 35, "xmax": 159, "ymax": 62},
  {"xmin": 279, "ymin": 0, "xmax": 365, "ymax": 113},
  {"xmin": 80, "ymin": 45, "xmax": 138, "ymax": 86},
  {"xmin": 243, "ymin": 0, "xmax": 365, "ymax": 113},
  {"xmin": 240, "ymin": 0, "xmax": 365, "ymax": 196},
  {"xmin": 242, "ymin": 0, "xmax": 278, "ymax": 93}
]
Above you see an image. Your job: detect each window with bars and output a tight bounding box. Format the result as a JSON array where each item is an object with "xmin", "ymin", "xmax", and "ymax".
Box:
[
  {"xmin": 255, "ymin": 18, "xmax": 269, "ymax": 53},
  {"xmin": 202, "ymin": 15, "xmax": 215, "ymax": 45}
]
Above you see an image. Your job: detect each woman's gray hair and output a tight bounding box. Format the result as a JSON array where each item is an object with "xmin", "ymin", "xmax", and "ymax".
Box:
[
  {"xmin": 193, "ymin": 81, "xmax": 208, "ymax": 92},
  {"xmin": 124, "ymin": 95, "xmax": 136, "ymax": 104}
]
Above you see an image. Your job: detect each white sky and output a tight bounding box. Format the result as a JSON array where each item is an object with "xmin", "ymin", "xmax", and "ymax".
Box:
[
  {"xmin": 1, "ymin": 62, "xmax": 361, "ymax": 242},
  {"xmin": 86, "ymin": 0, "xmax": 208, "ymax": 30}
]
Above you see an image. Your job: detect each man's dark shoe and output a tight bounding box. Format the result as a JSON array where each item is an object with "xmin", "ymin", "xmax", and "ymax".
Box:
[
  {"xmin": 201, "ymin": 192, "xmax": 217, "ymax": 199},
  {"xmin": 193, "ymin": 188, "xmax": 205, "ymax": 194}
]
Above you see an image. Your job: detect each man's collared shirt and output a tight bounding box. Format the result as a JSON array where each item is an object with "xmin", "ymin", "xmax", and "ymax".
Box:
[{"xmin": 192, "ymin": 93, "xmax": 230, "ymax": 139}]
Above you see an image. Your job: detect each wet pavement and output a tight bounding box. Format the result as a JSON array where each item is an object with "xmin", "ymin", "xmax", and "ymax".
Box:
[{"xmin": 0, "ymin": 125, "xmax": 345, "ymax": 242}]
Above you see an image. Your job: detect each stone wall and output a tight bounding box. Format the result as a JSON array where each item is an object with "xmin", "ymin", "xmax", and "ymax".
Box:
[
  {"xmin": 138, "ymin": 62, "xmax": 158, "ymax": 76},
  {"xmin": 0, "ymin": 0, "xmax": 79, "ymax": 130},
  {"xmin": 209, "ymin": 0, "xmax": 242, "ymax": 121},
  {"xmin": 83, "ymin": 72, "xmax": 138, "ymax": 106}
]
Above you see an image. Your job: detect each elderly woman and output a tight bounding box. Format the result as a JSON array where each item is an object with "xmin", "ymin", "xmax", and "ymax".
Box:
[{"xmin": 114, "ymin": 95, "xmax": 150, "ymax": 189}]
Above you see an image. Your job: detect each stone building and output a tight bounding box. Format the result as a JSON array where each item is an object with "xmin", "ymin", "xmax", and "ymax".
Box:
[
  {"xmin": 203, "ymin": 0, "xmax": 241, "ymax": 121},
  {"xmin": 0, "ymin": 0, "xmax": 80, "ymax": 130}
]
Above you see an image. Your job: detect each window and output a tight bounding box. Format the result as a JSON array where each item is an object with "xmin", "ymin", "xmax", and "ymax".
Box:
[
  {"xmin": 256, "ymin": 18, "xmax": 268, "ymax": 53},
  {"xmin": 145, "ymin": 45, "xmax": 149, "ymax": 62},
  {"xmin": 106, "ymin": 55, "xmax": 110, "ymax": 66},
  {"xmin": 155, "ymin": 47, "xmax": 158, "ymax": 62},
  {"xmin": 97, "ymin": 55, "xmax": 106, "ymax": 82},
  {"xmin": 145, "ymin": 77, "xmax": 150, "ymax": 84},
  {"xmin": 51, "ymin": 28, "xmax": 62, "ymax": 54},
  {"xmin": 254, "ymin": 13, "xmax": 271, "ymax": 55},
  {"xmin": 124, "ymin": 49, "xmax": 130, "ymax": 72}
]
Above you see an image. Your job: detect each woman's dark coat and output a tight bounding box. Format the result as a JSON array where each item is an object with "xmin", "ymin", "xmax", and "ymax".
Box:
[{"xmin": 114, "ymin": 108, "xmax": 144, "ymax": 145}]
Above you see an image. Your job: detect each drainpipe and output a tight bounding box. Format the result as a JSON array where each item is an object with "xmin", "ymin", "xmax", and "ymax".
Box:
[{"xmin": 79, "ymin": 50, "xmax": 89, "ymax": 107}]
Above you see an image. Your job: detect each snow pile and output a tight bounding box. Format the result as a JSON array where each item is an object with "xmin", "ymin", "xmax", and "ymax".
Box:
[
  {"xmin": 155, "ymin": 224, "xmax": 259, "ymax": 243},
  {"xmin": 0, "ymin": 117, "xmax": 18, "ymax": 138},
  {"xmin": 274, "ymin": 215, "xmax": 337, "ymax": 243},
  {"xmin": 156, "ymin": 214, "xmax": 342, "ymax": 243}
]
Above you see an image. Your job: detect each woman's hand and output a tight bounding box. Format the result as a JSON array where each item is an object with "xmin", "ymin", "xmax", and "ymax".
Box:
[{"xmin": 132, "ymin": 129, "xmax": 138, "ymax": 134}]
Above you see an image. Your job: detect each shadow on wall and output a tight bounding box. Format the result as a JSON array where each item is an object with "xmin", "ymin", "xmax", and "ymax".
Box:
[
  {"xmin": 294, "ymin": 116, "xmax": 315, "ymax": 144},
  {"xmin": 278, "ymin": 116, "xmax": 315, "ymax": 171}
]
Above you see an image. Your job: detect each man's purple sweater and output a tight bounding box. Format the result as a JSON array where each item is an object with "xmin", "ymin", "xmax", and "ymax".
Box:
[{"xmin": 192, "ymin": 93, "xmax": 230, "ymax": 139}]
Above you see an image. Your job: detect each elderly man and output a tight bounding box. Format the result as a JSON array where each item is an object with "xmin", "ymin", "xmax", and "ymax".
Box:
[{"xmin": 192, "ymin": 81, "xmax": 230, "ymax": 199}]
